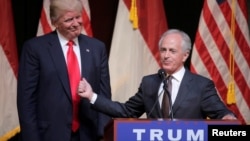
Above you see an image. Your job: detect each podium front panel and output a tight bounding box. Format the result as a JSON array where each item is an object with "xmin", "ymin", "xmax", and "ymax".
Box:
[{"xmin": 104, "ymin": 118, "xmax": 241, "ymax": 141}]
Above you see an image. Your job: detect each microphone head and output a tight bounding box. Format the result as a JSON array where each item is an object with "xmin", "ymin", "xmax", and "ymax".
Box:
[{"xmin": 158, "ymin": 68, "xmax": 166, "ymax": 80}]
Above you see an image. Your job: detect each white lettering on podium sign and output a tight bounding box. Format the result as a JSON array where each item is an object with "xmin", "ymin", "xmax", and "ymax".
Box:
[
  {"xmin": 150, "ymin": 129, "xmax": 163, "ymax": 140},
  {"xmin": 133, "ymin": 129, "xmax": 146, "ymax": 140},
  {"xmin": 187, "ymin": 129, "xmax": 204, "ymax": 140},
  {"xmin": 116, "ymin": 120, "xmax": 207, "ymax": 141},
  {"xmin": 132, "ymin": 128, "xmax": 204, "ymax": 141}
]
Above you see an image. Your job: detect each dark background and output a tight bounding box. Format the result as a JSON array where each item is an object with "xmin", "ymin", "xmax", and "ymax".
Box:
[
  {"xmin": 9, "ymin": 0, "xmax": 250, "ymax": 140},
  {"xmin": 11, "ymin": 0, "xmax": 204, "ymax": 59}
]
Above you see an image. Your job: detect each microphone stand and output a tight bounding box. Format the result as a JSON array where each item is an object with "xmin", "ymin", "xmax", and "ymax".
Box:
[{"xmin": 147, "ymin": 89, "xmax": 164, "ymax": 118}]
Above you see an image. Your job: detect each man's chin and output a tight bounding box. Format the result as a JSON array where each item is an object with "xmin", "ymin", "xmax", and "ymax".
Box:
[
  {"xmin": 74, "ymin": 30, "xmax": 81, "ymax": 35},
  {"xmin": 69, "ymin": 31, "xmax": 81, "ymax": 38}
]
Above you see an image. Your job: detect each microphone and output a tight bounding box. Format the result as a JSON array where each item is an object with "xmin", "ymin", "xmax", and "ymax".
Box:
[
  {"xmin": 158, "ymin": 69, "xmax": 166, "ymax": 81},
  {"xmin": 158, "ymin": 69, "xmax": 174, "ymax": 120},
  {"xmin": 158, "ymin": 69, "xmax": 168, "ymax": 92}
]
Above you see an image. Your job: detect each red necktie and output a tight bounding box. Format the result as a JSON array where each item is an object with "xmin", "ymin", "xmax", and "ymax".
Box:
[{"xmin": 67, "ymin": 40, "xmax": 80, "ymax": 132}]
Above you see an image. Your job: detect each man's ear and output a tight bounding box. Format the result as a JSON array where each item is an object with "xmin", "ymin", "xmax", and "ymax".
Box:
[{"xmin": 183, "ymin": 51, "xmax": 190, "ymax": 62}]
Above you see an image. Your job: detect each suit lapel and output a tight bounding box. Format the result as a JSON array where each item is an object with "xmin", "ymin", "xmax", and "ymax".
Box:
[
  {"xmin": 172, "ymin": 70, "xmax": 192, "ymax": 115},
  {"xmin": 47, "ymin": 32, "xmax": 72, "ymax": 100},
  {"xmin": 78, "ymin": 35, "xmax": 92, "ymax": 80}
]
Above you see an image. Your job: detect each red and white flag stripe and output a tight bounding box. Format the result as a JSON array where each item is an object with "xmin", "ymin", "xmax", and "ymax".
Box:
[
  {"xmin": 37, "ymin": 0, "xmax": 92, "ymax": 36},
  {"xmin": 191, "ymin": 0, "xmax": 250, "ymax": 124},
  {"xmin": 0, "ymin": 0, "xmax": 19, "ymax": 140},
  {"xmin": 109, "ymin": 0, "xmax": 167, "ymax": 106}
]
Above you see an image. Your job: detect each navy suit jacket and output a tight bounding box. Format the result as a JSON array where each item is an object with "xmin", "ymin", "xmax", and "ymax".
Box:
[
  {"xmin": 93, "ymin": 69, "xmax": 234, "ymax": 119},
  {"xmin": 17, "ymin": 31, "xmax": 111, "ymax": 141}
]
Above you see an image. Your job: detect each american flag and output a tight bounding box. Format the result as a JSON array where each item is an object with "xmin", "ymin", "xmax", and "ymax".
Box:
[
  {"xmin": 37, "ymin": 0, "xmax": 92, "ymax": 36},
  {"xmin": 191, "ymin": 0, "xmax": 250, "ymax": 124}
]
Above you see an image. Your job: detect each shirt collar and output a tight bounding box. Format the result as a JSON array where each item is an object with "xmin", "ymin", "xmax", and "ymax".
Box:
[
  {"xmin": 56, "ymin": 30, "xmax": 79, "ymax": 46},
  {"xmin": 169, "ymin": 66, "xmax": 185, "ymax": 82}
]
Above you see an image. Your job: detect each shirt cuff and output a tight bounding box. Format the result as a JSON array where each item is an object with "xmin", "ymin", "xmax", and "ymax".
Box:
[{"xmin": 90, "ymin": 93, "xmax": 97, "ymax": 104}]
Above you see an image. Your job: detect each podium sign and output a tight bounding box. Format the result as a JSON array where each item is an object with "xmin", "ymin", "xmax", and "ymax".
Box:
[{"xmin": 104, "ymin": 118, "xmax": 240, "ymax": 141}]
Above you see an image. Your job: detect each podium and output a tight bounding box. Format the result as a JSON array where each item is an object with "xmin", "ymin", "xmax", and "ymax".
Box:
[{"xmin": 104, "ymin": 118, "xmax": 241, "ymax": 141}]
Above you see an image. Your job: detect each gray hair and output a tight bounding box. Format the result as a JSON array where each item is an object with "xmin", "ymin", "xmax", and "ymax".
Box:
[
  {"xmin": 158, "ymin": 29, "xmax": 192, "ymax": 53},
  {"xmin": 50, "ymin": 0, "xmax": 83, "ymax": 24}
]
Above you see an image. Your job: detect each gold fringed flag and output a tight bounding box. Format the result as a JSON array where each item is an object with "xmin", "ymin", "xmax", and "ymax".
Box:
[
  {"xmin": 227, "ymin": 81, "xmax": 236, "ymax": 104},
  {"xmin": 129, "ymin": 0, "xmax": 138, "ymax": 29},
  {"xmin": 191, "ymin": 0, "xmax": 250, "ymax": 124},
  {"xmin": 109, "ymin": 0, "xmax": 167, "ymax": 112},
  {"xmin": 226, "ymin": 0, "xmax": 236, "ymax": 105},
  {"xmin": 0, "ymin": 0, "xmax": 19, "ymax": 140}
]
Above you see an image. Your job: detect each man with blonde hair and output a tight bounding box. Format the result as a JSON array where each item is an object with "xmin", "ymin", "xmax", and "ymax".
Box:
[{"xmin": 17, "ymin": 0, "xmax": 112, "ymax": 140}]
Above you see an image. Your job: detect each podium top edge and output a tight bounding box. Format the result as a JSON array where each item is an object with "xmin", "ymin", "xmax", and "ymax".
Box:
[{"xmin": 111, "ymin": 118, "xmax": 241, "ymax": 124}]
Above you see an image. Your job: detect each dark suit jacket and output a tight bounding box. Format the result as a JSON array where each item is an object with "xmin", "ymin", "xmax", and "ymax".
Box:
[
  {"xmin": 93, "ymin": 69, "xmax": 234, "ymax": 120},
  {"xmin": 17, "ymin": 31, "xmax": 111, "ymax": 141}
]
